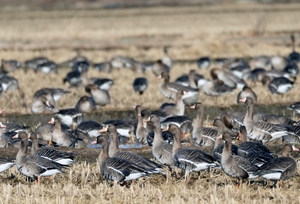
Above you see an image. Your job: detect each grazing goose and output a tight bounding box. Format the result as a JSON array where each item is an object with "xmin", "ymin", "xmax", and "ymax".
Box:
[
  {"xmin": 72, "ymin": 60, "xmax": 89, "ymax": 73},
  {"xmin": 200, "ymin": 79, "xmax": 234, "ymax": 97},
  {"xmin": 55, "ymin": 109, "xmax": 83, "ymax": 129},
  {"xmin": 262, "ymin": 76, "xmax": 294, "ymax": 95},
  {"xmin": 35, "ymin": 61, "xmax": 58, "ymax": 74},
  {"xmin": 169, "ymin": 124, "xmax": 218, "ymax": 181},
  {"xmin": 81, "ymin": 70, "xmax": 114, "ymax": 91},
  {"xmin": 132, "ymin": 77, "xmax": 148, "ymax": 95},
  {"xmin": 30, "ymin": 132, "xmax": 75, "ymax": 166},
  {"xmin": 0, "ymin": 158, "xmax": 14, "ymax": 173},
  {"xmin": 248, "ymin": 56, "xmax": 271, "ymax": 69},
  {"xmin": 31, "ymin": 94, "xmax": 56, "ymax": 114},
  {"xmin": 23, "ymin": 56, "xmax": 49, "ymax": 70},
  {"xmin": 237, "ymin": 86, "xmax": 257, "ymax": 104},
  {"xmin": 146, "ymin": 115, "xmax": 174, "ymax": 168},
  {"xmin": 93, "ymin": 136, "xmax": 148, "ymax": 185},
  {"xmin": 158, "ymin": 72, "xmax": 199, "ymax": 106},
  {"xmin": 34, "ymin": 88, "xmax": 70, "ymax": 103},
  {"xmin": 220, "ymin": 133, "xmax": 258, "ymax": 187},
  {"xmin": 63, "ymin": 70, "xmax": 81, "ymax": 87},
  {"xmin": 197, "ymin": 57, "xmax": 210, "ymax": 69},
  {"xmin": 0, "ymin": 75, "xmax": 20, "ymax": 92},
  {"xmin": 85, "ymin": 84, "xmax": 110, "ymax": 106},
  {"xmin": 230, "ymin": 64, "xmax": 251, "ymax": 79},
  {"xmin": 49, "ymin": 118, "xmax": 75, "ymax": 147},
  {"xmin": 60, "ymin": 56, "xmax": 88, "ymax": 68},
  {"xmin": 74, "ymin": 95, "xmax": 97, "ymax": 113},
  {"xmin": 210, "ymin": 68, "xmax": 237, "ymax": 89},
  {"xmin": 240, "ymin": 97, "xmax": 291, "ymax": 142},
  {"xmin": 14, "ymin": 132, "xmax": 65, "ymax": 185},
  {"xmin": 1, "ymin": 59, "xmax": 21, "ymax": 73},
  {"xmin": 100, "ymin": 125, "xmax": 164, "ymax": 174},
  {"xmin": 220, "ymin": 111, "xmax": 245, "ymax": 132},
  {"xmin": 257, "ymin": 144, "xmax": 298, "ymax": 188},
  {"xmin": 191, "ymin": 103, "xmax": 218, "ymax": 146},
  {"xmin": 213, "ymin": 134, "xmax": 238, "ymax": 164},
  {"xmin": 94, "ymin": 61, "xmax": 112, "ymax": 73}
]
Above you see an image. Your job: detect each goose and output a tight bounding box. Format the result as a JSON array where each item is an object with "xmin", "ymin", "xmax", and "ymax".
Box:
[
  {"xmin": 262, "ymin": 76, "xmax": 294, "ymax": 95},
  {"xmin": 1, "ymin": 59, "xmax": 21, "ymax": 73},
  {"xmin": 110, "ymin": 56, "xmax": 136, "ymax": 69},
  {"xmin": 93, "ymin": 61, "xmax": 113, "ymax": 73},
  {"xmin": 200, "ymin": 79, "xmax": 234, "ymax": 97},
  {"xmin": 100, "ymin": 124, "xmax": 164, "ymax": 174},
  {"xmin": 169, "ymin": 124, "xmax": 218, "ymax": 181},
  {"xmin": 72, "ymin": 60, "xmax": 89, "ymax": 73},
  {"xmin": 152, "ymin": 60, "xmax": 170, "ymax": 77},
  {"xmin": 60, "ymin": 56, "xmax": 88, "ymax": 68},
  {"xmin": 49, "ymin": 118, "xmax": 75, "ymax": 147},
  {"xmin": 242, "ymin": 68, "xmax": 266, "ymax": 83},
  {"xmin": 133, "ymin": 105, "xmax": 148, "ymax": 144},
  {"xmin": 80, "ymin": 70, "xmax": 114, "ymax": 91},
  {"xmin": 230, "ymin": 64, "xmax": 251, "ymax": 79},
  {"xmin": 31, "ymin": 94, "xmax": 56, "ymax": 114},
  {"xmin": 248, "ymin": 55, "xmax": 271, "ymax": 70},
  {"xmin": 75, "ymin": 120, "xmax": 103, "ymax": 143},
  {"xmin": 23, "ymin": 56, "xmax": 49, "ymax": 70},
  {"xmin": 35, "ymin": 61, "xmax": 58, "ymax": 74},
  {"xmin": 270, "ymin": 56, "xmax": 288, "ymax": 71},
  {"xmin": 212, "ymin": 118, "xmax": 239, "ymax": 138},
  {"xmin": 14, "ymin": 132, "xmax": 65, "ymax": 185},
  {"xmin": 213, "ymin": 133, "xmax": 238, "ymax": 164},
  {"xmin": 0, "ymin": 130, "xmax": 18, "ymax": 148},
  {"xmin": 288, "ymin": 102, "xmax": 300, "ymax": 116},
  {"xmin": 29, "ymin": 132, "xmax": 75, "ymax": 166},
  {"xmin": 132, "ymin": 77, "xmax": 148, "ymax": 95},
  {"xmin": 55, "ymin": 109, "xmax": 83, "ymax": 129},
  {"xmin": 220, "ymin": 133, "xmax": 258, "ymax": 187},
  {"xmin": 146, "ymin": 115, "xmax": 174, "ymax": 168},
  {"xmin": 0, "ymin": 158, "xmax": 14, "ymax": 173},
  {"xmin": 158, "ymin": 72, "xmax": 199, "ymax": 106},
  {"xmin": 85, "ymin": 84, "xmax": 110, "ymax": 106},
  {"xmin": 63, "ymin": 70, "xmax": 81, "ymax": 87},
  {"xmin": 35, "ymin": 122, "xmax": 54, "ymax": 146},
  {"xmin": 74, "ymin": 95, "xmax": 97, "ymax": 113},
  {"xmin": 283, "ymin": 62, "xmax": 299, "ymax": 78},
  {"xmin": 197, "ymin": 57, "xmax": 210, "ymax": 69},
  {"xmin": 34, "ymin": 88, "xmax": 70, "ymax": 103},
  {"xmin": 220, "ymin": 111, "xmax": 245, "ymax": 132},
  {"xmin": 191, "ymin": 103, "xmax": 218, "ymax": 146},
  {"xmin": 257, "ymin": 144, "xmax": 298, "ymax": 188},
  {"xmin": 210, "ymin": 68, "xmax": 246, "ymax": 89},
  {"xmin": 237, "ymin": 86, "xmax": 257, "ymax": 104},
  {"xmin": 175, "ymin": 73, "xmax": 207, "ymax": 88},
  {"xmin": 0, "ymin": 75, "xmax": 20, "ymax": 92},
  {"xmin": 240, "ymin": 97, "xmax": 291, "ymax": 142},
  {"xmin": 162, "ymin": 47, "xmax": 172, "ymax": 69},
  {"xmin": 92, "ymin": 136, "xmax": 148, "ymax": 185},
  {"xmin": 288, "ymin": 34, "xmax": 300, "ymax": 64}
]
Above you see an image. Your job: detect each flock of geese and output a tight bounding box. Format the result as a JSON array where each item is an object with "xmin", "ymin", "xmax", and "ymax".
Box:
[{"xmin": 0, "ymin": 35, "xmax": 300, "ymax": 188}]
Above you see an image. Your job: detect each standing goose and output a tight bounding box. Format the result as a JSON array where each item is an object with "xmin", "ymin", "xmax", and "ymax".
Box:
[
  {"xmin": 133, "ymin": 105, "xmax": 148, "ymax": 145},
  {"xmin": 237, "ymin": 86, "xmax": 257, "ymax": 104},
  {"xmin": 212, "ymin": 134, "xmax": 238, "ymax": 164},
  {"xmin": 200, "ymin": 79, "xmax": 234, "ymax": 97},
  {"xmin": 146, "ymin": 115, "xmax": 174, "ymax": 168},
  {"xmin": 49, "ymin": 118, "xmax": 75, "ymax": 147},
  {"xmin": 257, "ymin": 144, "xmax": 298, "ymax": 188},
  {"xmin": 92, "ymin": 136, "xmax": 148, "ymax": 185},
  {"xmin": 31, "ymin": 94, "xmax": 56, "ymax": 114},
  {"xmin": 220, "ymin": 133, "xmax": 258, "ymax": 187},
  {"xmin": 152, "ymin": 60, "xmax": 170, "ymax": 77},
  {"xmin": 80, "ymin": 70, "xmax": 114, "ymax": 91},
  {"xmin": 158, "ymin": 72, "xmax": 199, "ymax": 106},
  {"xmin": 132, "ymin": 77, "xmax": 148, "ymax": 95},
  {"xmin": 14, "ymin": 132, "xmax": 65, "ymax": 185},
  {"xmin": 30, "ymin": 132, "xmax": 75, "ymax": 166},
  {"xmin": 191, "ymin": 103, "xmax": 218, "ymax": 146},
  {"xmin": 240, "ymin": 97, "xmax": 291, "ymax": 142},
  {"xmin": 169, "ymin": 124, "xmax": 218, "ymax": 181},
  {"xmin": 100, "ymin": 124, "xmax": 164, "ymax": 174},
  {"xmin": 156, "ymin": 90, "xmax": 185, "ymax": 117},
  {"xmin": 85, "ymin": 84, "xmax": 110, "ymax": 106}
]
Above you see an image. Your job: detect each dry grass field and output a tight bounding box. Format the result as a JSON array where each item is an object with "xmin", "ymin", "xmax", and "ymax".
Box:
[{"xmin": 1, "ymin": 3, "xmax": 300, "ymax": 203}]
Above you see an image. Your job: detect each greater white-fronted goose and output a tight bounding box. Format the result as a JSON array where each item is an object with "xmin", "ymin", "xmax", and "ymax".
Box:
[
  {"xmin": 74, "ymin": 95, "xmax": 97, "ymax": 113},
  {"xmin": 55, "ymin": 109, "xmax": 83, "ymax": 129},
  {"xmin": 81, "ymin": 70, "xmax": 114, "ymax": 91},
  {"xmin": 147, "ymin": 115, "xmax": 174, "ymax": 168},
  {"xmin": 132, "ymin": 77, "xmax": 148, "ymax": 95},
  {"xmin": 152, "ymin": 60, "xmax": 170, "ymax": 77},
  {"xmin": 1, "ymin": 59, "xmax": 21, "ymax": 73},
  {"xmin": 72, "ymin": 60, "xmax": 89, "ymax": 73},
  {"xmin": 156, "ymin": 90, "xmax": 185, "ymax": 117},
  {"xmin": 31, "ymin": 94, "xmax": 57, "ymax": 114},
  {"xmin": 35, "ymin": 61, "xmax": 58, "ymax": 74},
  {"xmin": 133, "ymin": 105, "xmax": 148, "ymax": 144},
  {"xmin": 110, "ymin": 55, "xmax": 136, "ymax": 69},
  {"xmin": 34, "ymin": 88, "xmax": 70, "ymax": 103},
  {"xmin": 49, "ymin": 118, "xmax": 75, "ymax": 147},
  {"xmin": 257, "ymin": 144, "xmax": 298, "ymax": 188},
  {"xmin": 0, "ymin": 75, "xmax": 20, "ymax": 92},
  {"xmin": 162, "ymin": 47, "xmax": 172, "ymax": 69},
  {"xmin": 283, "ymin": 62, "xmax": 299, "ymax": 78},
  {"xmin": 240, "ymin": 97, "xmax": 291, "ymax": 142},
  {"xmin": 30, "ymin": 132, "xmax": 75, "ymax": 166},
  {"xmin": 63, "ymin": 70, "xmax": 81, "ymax": 87},
  {"xmin": 103, "ymin": 119, "xmax": 134, "ymax": 138},
  {"xmin": 14, "ymin": 132, "xmax": 65, "ymax": 185},
  {"xmin": 230, "ymin": 64, "xmax": 251, "ymax": 79},
  {"xmin": 93, "ymin": 136, "xmax": 148, "ymax": 185},
  {"xmin": 158, "ymin": 72, "xmax": 199, "ymax": 106},
  {"xmin": 100, "ymin": 124, "xmax": 164, "ymax": 174},
  {"xmin": 212, "ymin": 118, "xmax": 239, "ymax": 138},
  {"xmin": 220, "ymin": 111, "xmax": 245, "ymax": 132},
  {"xmin": 60, "ymin": 55, "xmax": 88, "ymax": 68},
  {"xmin": 213, "ymin": 133, "xmax": 238, "ymax": 164},
  {"xmin": 248, "ymin": 55, "xmax": 271, "ymax": 70},
  {"xmin": 35, "ymin": 122, "xmax": 54, "ymax": 145},
  {"xmin": 75, "ymin": 120, "xmax": 103, "ymax": 143},
  {"xmin": 270, "ymin": 56, "xmax": 287, "ymax": 71},
  {"xmin": 0, "ymin": 130, "xmax": 17, "ymax": 147},
  {"xmin": 0, "ymin": 158, "xmax": 14, "ymax": 173},
  {"xmin": 94, "ymin": 61, "xmax": 113, "ymax": 73},
  {"xmin": 237, "ymin": 86, "xmax": 257, "ymax": 104},
  {"xmin": 220, "ymin": 133, "xmax": 258, "ymax": 187},
  {"xmin": 23, "ymin": 56, "xmax": 49, "ymax": 70},
  {"xmin": 191, "ymin": 103, "xmax": 218, "ymax": 146},
  {"xmin": 175, "ymin": 73, "xmax": 207, "ymax": 88},
  {"xmin": 288, "ymin": 34, "xmax": 300, "ymax": 64},
  {"xmin": 200, "ymin": 79, "xmax": 234, "ymax": 97},
  {"xmin": 85, "ymin": 84, "xmax": 110, "ymax": 106},
  {"xmin": 262, "ymin": 76, "xmax": 294, "ymax": 95},
  {"xmin": 210, "ymin": 68, "xmax": 246, "ymax": 89},
  {"xmin": 169, "ymin": 124, "xmax": 218, "ymax": 181},
  {"xmin": 197, "ymin": 57, "xmax": 210, "ymax": 69}
]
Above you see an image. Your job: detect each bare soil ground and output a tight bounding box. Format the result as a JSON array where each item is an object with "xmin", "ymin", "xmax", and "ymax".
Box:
[{"xmin": 1, "ymin": 3, "xmax": 300, "ymax": 203}]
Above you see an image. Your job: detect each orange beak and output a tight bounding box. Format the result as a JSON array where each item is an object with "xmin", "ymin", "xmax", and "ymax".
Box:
[
  {"xmin": 99, "ymin": 126, "xmax": 108, "ymax": 133},
  {"xmin": 190, "ymin": 104, "xmax": 196, "ymax": 109}
]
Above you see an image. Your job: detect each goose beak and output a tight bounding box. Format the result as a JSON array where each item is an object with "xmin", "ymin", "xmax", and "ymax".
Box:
[
  {"xmin": 239, "ymin": 98, "xmax": 247, "ymax": 103},
  {"xmin": 157, "ymin": 75, "xmax": 162, "ymax": 79},
  {"xmin": 12, "ymin": 133, "xmax": 19, "ymax": 139},
  {"xmin": 144, "ymin": 117, "xmax": 150, "ymax": 122},
  {"xmin": 216, "ymin": 134, "xmax": 223, "ymax": 139},
  {"xmin": 137, "ymin": 113, "xmax": 141, "ymax": 117},
  {"xmin": 48, "ymin": 118, "xmax": 55, "ymax": 124},
  {"xmin": 99, "ymin": 126, "xmax": 108, "ymax": 133},
  {"xmin": 292, "ymin": 145, "xmax": 299, "ymax": 152},
  {"xmin": 0, "ymin": 123, "xmax": 6, "ymax": 128},
  {"xmin": 132, "ymin": 105, "xmax": 136, "ymax": 109},
  {"xmin": 27, "ymin": 133, "xmax": 31, "ymax": 139},
  {"xmin": 190, "ymin": 104, "xmax": 196, "ymax": 109},
  {"xmin": 182, "ymin": 132, "xmax": 185, "ymax": 140},
  {"xmin": 45, "ymin": 101, "xmax": 51, "ymax": 107},
  {"xmin": 91, "ymin": 140, "xmax": 97, "ymax": 145},
  {"xmin": 237, "ymin": 133, "xmax": 243, "ymax": 140}
]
